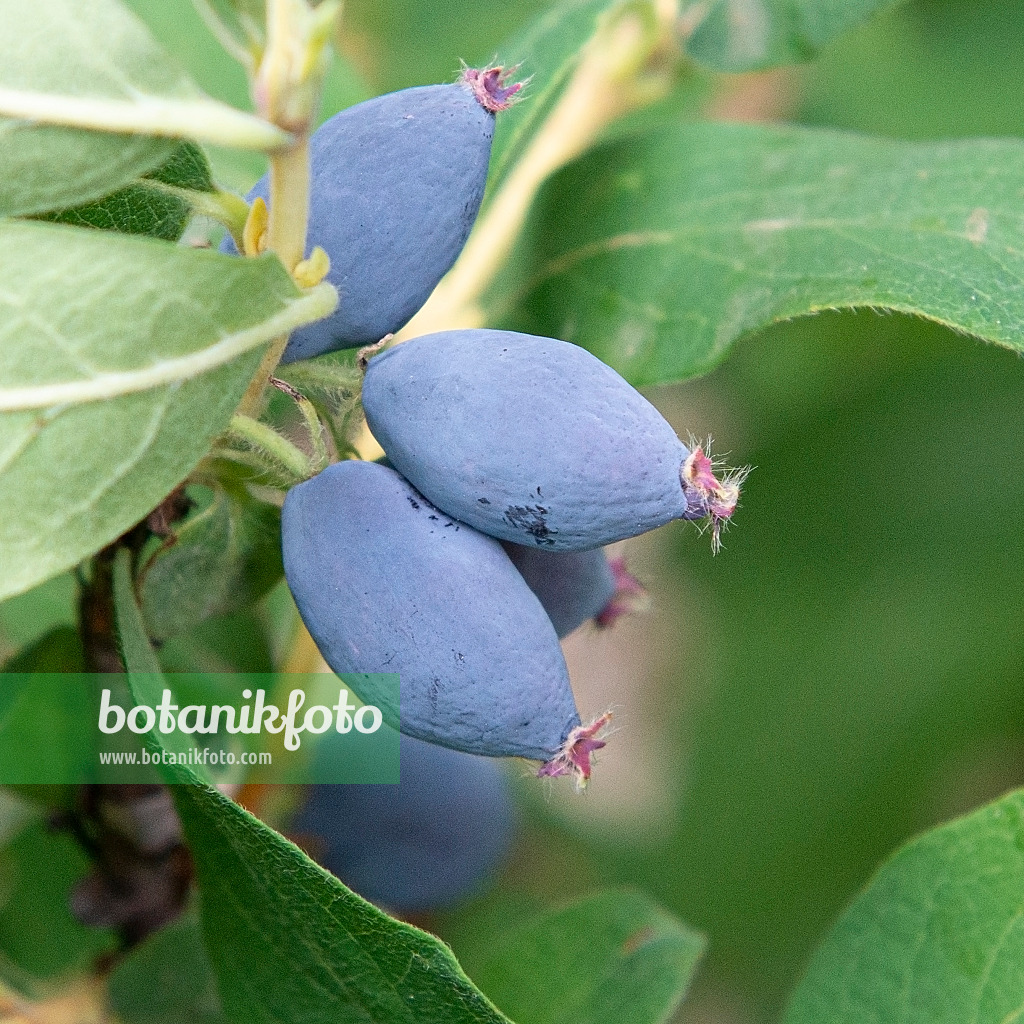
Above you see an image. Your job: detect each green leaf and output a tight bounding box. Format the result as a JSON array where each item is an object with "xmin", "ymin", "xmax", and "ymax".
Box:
[
  {"xmin": 0, "ymin": 574, "xmax": 77, "ymax": 662},
  {"xmin": 108, "ymin": 913, "xmax": 227, "ymax": 1024},
  {"xmin": 171, "ymin": 782, "xmax": 515, "ymax": 1024},
  {"xmin": 0, "ymin": 626, "xmax": 84, "ymax": 810},
  {"xmin": 682, "ymin": 0, "xmax": 903, "ymax": 73},
  {"xmin": 0, "ymin": 125, "xmax": 177, "ymax": 222},
  {"xmin": 112, "ymin": 580, "xmax": 513, "ymax": 1024},
  {"xmin": 493, "ymin": 122, "xmax": 1024, "ymax": 386},
  {"xmin": 37, "ymin": 141, "xmax": 215, "ymax": 241},
  {"xmin": 139, "ymin": 487, "xmax": 283, "ymax": 642},
  {"xmin": 0, "ymin": 818, "xmax": 114, "ymax": 991},
  {"xmin": 0, "ymin": 221, "xmax": 336, "ymax": 602},
  {"xmin": 489, "ymin": 0, "xmax": 628, "ymax": 195},
  {"xmin": 0, "ymin": 625, "xmax": 84, "ymax": 726},
  {"xmin": 468, "ymin": 890, "xmax": 705, "ymax": 1024},
  {"xmin": 0, "ymin": 0, "xmax": 287, "ymax": 146},
  {"xmin": 784, "ymin": 789, "xmax": 1024, "ymax": 1024},
  {"xmin": 0, "ymin": 0, "xmax": 285, "ymax": 218},
  {"xmin": 110, "ymin": 576, "xmax": 515, "ymax": 1024}
]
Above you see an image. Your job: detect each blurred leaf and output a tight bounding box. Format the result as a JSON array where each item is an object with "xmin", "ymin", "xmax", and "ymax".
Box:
[
  {"xmin": 784, "ymin": 789, "xmax": 1024, "ymax": 1024},
  {"xmin": 157, "ymin": 607, "xmax": 277, "ymax": 674},
  {"xmin": 801, "ymin": 0, "xmax": 1024, "ymax": 141},
  {"xmin": 0, "ymin": 576, "xmax": 77, "ymax": 660},
  {"xmin": 113, "ymin": 551, "xmax": 164, "ymax": 682},
  {"xmin": 0, "ymin": 221, "xmax": 336, "ymax": 602},
  {"xmin": 601, "ymin": 311, "xmax": 1024, "ymax": 1016},
  {"xmin": 495, "ymin": 122, "xmax": 1024, "ymax": 386},
  {"xmin": 683, "ymin": 0, "xmax": 903, "ymax": 72},
  {"xmin": 0, "ymin": 627, "xmax": 83, "ymax": 811},
  {"xmin": 469, "ymin": 889, "xmax": 704, "ymax": 1024},
  {"xmin": 108, "ymin": 914, "xmax": 227, "ymax": 1024},
  {"xmin": 140, "ymin": 488, "xmax": 283, "ymax": 642},
  {"xmin": 342, "ymin": 0, "xmax": 550, "ymax": 93},
  {"xmin": 0, "ymin": 0, "xmax": 285, "ymax": 219},
  {"xmin": 0, "ymin": 626, "xmax": 84, "ymax": 726},
  {"xmin": 38, "ymin": 141, "xmax": 214, "ymax": 241},
  {"xmin": 0, "ymin": 819, "xmax": 114, "ymax": 992},
  {"xmin": 488, "ymin": 0, "xmax": 629, "ymax": 196}
]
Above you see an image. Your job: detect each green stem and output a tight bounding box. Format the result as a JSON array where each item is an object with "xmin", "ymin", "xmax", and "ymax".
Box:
[
  {"xmin": 271, "ymin": 377, "xmax": 328, "ymax": 472},
  {"xmin": 226, "ymin": 414, "xmax": 310, "ymax": 482}
]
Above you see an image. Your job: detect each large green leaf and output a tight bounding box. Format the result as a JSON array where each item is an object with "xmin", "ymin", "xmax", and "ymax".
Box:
[
  {"xmin": 682, "ymin": 0, "xmax": 904, "ymax": 73},
  {"xmin": 0, "ymin": 0, "xmax": 284, "ymax": 218},
  {"xmin": 493, "ymin": 122, "xmax": 1024, "ymax": 386},
  {"xmin": 38, "ymin": 141, "xmax": 215, "ymax": 242},
  {"xmin": 0, "ymin": 221, "xmax": 335, "ymax": 601},
  {"xmin": 784, "ymin": 789, "xmax": 1024, "ymax": 1024},
  {"xmin": 111, "ymin": 553, "xmax": 514, "ymax": 1024},
  {"xmin": 468, "ymin": 890, "xmax": 704, "ymax": 1024},
  {"xmin": 172, "ymin": 783, "xmax": 516, "ymax": 1024}
]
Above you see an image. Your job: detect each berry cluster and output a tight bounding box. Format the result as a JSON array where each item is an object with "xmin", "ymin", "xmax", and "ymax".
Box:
[
  {"xmin": 265, "ymin": 66, "xmax": 743, "ymax": 787},
  {"xmin": 238, "ymin": 68, "xmax": 743, "ymax": 905}
]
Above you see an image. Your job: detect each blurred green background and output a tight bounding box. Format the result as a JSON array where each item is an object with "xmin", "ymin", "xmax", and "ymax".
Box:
[{"xmin": 4, "ymin": 1, "xmax": 1024, "ymax": 1021}]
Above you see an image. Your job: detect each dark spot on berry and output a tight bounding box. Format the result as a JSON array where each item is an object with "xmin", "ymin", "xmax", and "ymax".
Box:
[
  {"xmin": 504, "ymin": 505, "xmax": 556, "ymax": 545},
  {"xmin": 406, "ymin": 496, "xmax": 420, "ymax": 510},
  {"xmin": 478, "ymin": 497, "xmax": 491, "ymax": 505}
]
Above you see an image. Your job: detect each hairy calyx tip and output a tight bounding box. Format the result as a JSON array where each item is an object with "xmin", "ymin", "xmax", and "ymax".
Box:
[
  {"xmin": 537, "ymin": 712, "xmax": 613, "ymax": 790},
  {"xmin": 680, "ymin": 443, "xmax": 750, "ymax": 554},
  {"xmin": 595, "ymin": 558, "xmax": 649, "ymax": 628},
  {"xmin": 460, "ymin": 64, "xmax": 524, "ymax": 113}
]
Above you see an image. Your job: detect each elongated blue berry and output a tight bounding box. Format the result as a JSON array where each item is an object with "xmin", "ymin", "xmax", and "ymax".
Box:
[
  {"xmin": 294, "ymin": 732, "xmax": 516, "ymax": 912},
  {"xmin": 362, "ymin": 329, "xmax": 744, "ymax": 551},
  {"xmin": 225, "ymin": 69, "xmax": 520, "ymax": 361},
  {"xmin": 282, "ymin": 460, "xmax": 606, "ymax": 782}
]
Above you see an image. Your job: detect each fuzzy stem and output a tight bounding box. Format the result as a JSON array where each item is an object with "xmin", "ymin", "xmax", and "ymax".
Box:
[
  {"xmin": 237, "ymin": 137, "xmax": 311, "ymax": 416},
  {"xmin": 226, "ymin": 413, "xmax": 310, "ymax": 482},
  {"xmin": 271, "ymin": 376, "xmax": 329, "ymax": 472}
]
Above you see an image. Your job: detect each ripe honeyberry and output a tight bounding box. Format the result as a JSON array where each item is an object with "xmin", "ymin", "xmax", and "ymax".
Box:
[
  {"xmin": 225, "ymin": 68, "xmax": 520, "ymax": 362},
  {"xmin": 362, "ymin": 329, "xmax": 743, "ymax": 550},
  {"xmin": 282, "ymin": 460, "xmax": 608, "ymax": 783},
  {"xmin": 293, "ymin": 732, "xmax": 516, "ymax": 913},
  {"xmin": 503, "ymin": 544, "xmax": 645, "ymax": 638}
]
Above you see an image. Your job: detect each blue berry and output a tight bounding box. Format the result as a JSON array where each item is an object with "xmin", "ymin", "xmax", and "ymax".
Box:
[
  {"xmin": 282, "ymin": 460, "xmax": 606, "ymax": 782},
  {"xmin": 502, "ymin": 545, "xmax": 616, "ymax": 638},
  {"xmin": 362, "ymin": 329, "xmax": 743, "ymax": 551},
  {"xmin": 293, "ymin": 732, "xmax": 516, "ymax": 912},
  {"xmin": 224, "ymin": 69, "xmax": 520, "ymax": 362}
]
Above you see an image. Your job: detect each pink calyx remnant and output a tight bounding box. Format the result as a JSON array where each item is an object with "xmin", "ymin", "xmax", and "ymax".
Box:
[
  {"xmin": 681, "ymin": 441, "xmax": 750, "ymax": 554},
  {"xmin": 595, "ymin": 558, "xmax": 650, "ymax": 628},
  {"xmin": 538, "ymin": 712, "xmax": 613, "ymax": 791},
  {"xmin": 461, "ymin": 64, "xmax": 524, "ymax": 113}
]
